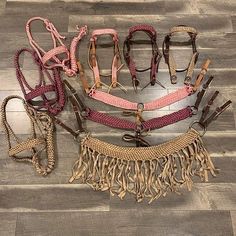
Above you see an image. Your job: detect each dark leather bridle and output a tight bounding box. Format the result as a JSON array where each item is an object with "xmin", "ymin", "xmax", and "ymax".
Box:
[{"xmin": 123, "ymin": 24, "xmax": 164, "ymax": 91}]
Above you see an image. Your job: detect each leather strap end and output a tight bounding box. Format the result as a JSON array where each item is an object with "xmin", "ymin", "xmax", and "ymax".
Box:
[
  {"xmin": 202, "ymin": 59, "xmax": 211, "ymax": 71},
  {"xmin": 184, "ymin": 76, "xmax": 192, "ymax": 85},
  {"xmin": 171, "ymin": 75, "xmax": 177, "ymax": 84}
]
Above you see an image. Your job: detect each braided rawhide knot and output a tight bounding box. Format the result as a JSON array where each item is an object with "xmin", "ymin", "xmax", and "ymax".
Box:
[
  {"xmin": 37, "ymin": 112, "xmax": 54, "ymax": 131},
  {"xmin": 76, "ymin": 25, "xmax": 88, "ymax": 38},
  {"xmin": 64, "ymin": 67, "xmax": 76, "ymax": 77}
]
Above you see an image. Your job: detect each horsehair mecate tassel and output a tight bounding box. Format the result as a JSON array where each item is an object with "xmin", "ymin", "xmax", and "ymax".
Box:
[{"xmin": 69, "ymin": 128, "xmax": 217, "ymax": 203}]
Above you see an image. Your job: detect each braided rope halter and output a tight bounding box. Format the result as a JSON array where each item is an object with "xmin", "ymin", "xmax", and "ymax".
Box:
[{"xmin": 26, "ymin": 16, "xmax": 87, "ymax": 77}]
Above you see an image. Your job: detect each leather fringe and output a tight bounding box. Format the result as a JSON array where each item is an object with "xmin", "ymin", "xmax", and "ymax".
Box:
[{"xmin": 69, "ymin": 130, "xmax": 217, "ymax": 203}]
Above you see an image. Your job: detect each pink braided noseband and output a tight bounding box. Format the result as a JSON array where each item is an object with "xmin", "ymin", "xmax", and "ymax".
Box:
[
  {"xmin": 26, "ymin": 17, "xmax": 87, "ymax": 77},
  {"xmin": 15, "ymin": 48, "xmax": 65, "ymax": 115}
]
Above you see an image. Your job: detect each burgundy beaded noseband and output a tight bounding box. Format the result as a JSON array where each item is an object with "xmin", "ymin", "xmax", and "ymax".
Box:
[
  {"xmin": 15, "ymin": 48, "xmax": 65, "ymax": 116},
  {"xmin": 163, "ymin": 25, "xmax": 199, "ymax": 85},
  {"xmin": 123, "ymin": 24, "xmax": 164, "ymax": 91}
]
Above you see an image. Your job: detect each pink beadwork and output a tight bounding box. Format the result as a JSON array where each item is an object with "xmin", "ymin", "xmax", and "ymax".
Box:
[{"xmin": 90, "ymin": 86, "xmax": 193, "ymax": 111}]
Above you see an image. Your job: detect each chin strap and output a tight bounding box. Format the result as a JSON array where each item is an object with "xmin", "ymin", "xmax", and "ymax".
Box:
[
  {"xmin": 123, "ymin": 24, "xmax": 164, "ymax": 92},
  {"xmin": 163, "ymin": 25, "xmax": 198, "ymax": 85}
]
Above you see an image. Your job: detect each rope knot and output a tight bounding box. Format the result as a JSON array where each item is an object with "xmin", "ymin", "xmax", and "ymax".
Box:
[{"xmin": 65, "ymin": 67, "xmax": 76, "ymax": 77}]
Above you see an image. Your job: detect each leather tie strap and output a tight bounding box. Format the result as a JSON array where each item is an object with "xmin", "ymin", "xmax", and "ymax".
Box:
[
  {"xmin": 192, "ymin": 59, "xmax": 211, "ymax": 92},
  {"xmin": 190, "ymin": 91, "xmax": 232, "ymax": 135},
  {"xmin": 88, "ymin": 29, "xmax": 124, "ymax": 89},
  {"xmin": 163, "ymin": 25, "xmax": 198, "ymax": 84},
  {"xmin": 194, "ymin": 75, "xmax": 214, "ymax": 110},
  {"xmin": 123, "ymin": 24, "xmax": 164, "ymax": 91},
  {"xmin": 52, "ymin": 80, "xmax": 86, "ymax": 139},
  {"xmin": 1, "ymin": 95, "xmax": 55, "ymax": 176},
  {"xmin": 200, "ymin": 98, "xmax": 232, "ymax": 128},
  {"xmin": 15, "ymin": 48, "xmax": 65, "ymax": 116},
  {"xmin": 26, "ymin": 16, "xmax": 87, "ymax": 77}
]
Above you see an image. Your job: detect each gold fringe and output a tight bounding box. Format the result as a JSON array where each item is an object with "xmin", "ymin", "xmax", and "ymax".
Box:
[{"xmin": 69, "ymin": 128, "xmax": 217, "ymax": 203}]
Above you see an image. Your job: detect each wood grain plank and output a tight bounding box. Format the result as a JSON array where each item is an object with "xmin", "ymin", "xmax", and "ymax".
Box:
[
  {"xmin": 69, "ymin": 14, "xmax": 233, "ymax": 33},
  {"xmin": 0, "ymin": 213, "xmax": 16, "ymax": 236},
  {"xmin": 194, "ymin": 0, "xmax": 236, "ymax": 14},
  {"xmin": 0, "ymin": 184, "xmax": 109, "ymax": 212},
  {"xmin": 0, "ymin": 0, "xmax": 6, "ymax": 14},
  {"xmin": 230, "ymin": 211, "xmax": 236, "ymax": 236},
  {"xmin": 14, "ymin": 211, "xmax": 234, "ymax": 236},
  {"xmin": 0, "ymin": 14, "xmax": 69, "ymax": 33},
  {"xmin": 1, "ymin": 155, "xmax": 235, "ymax": 185},
  {"xmin": 165, "ymin": 0, "xmax": 199, "ymax": 14},
  {"xmin": 15, "ymin": 211, "xmax": 137, "ymax": 236},
  {"xmin": 6, "ymin": 1, "xmax": 165, "ymax": 15},
  {"xmin": 135, "ymin": 210, "xmax": 234, "ymax": 236},
  {"xmin": 232, "ymin": 16, "xmax": 236, "ymax": 32},
  {"xmin": 110, "ymin": 183, "xmax": 236, "ymax": 211}
]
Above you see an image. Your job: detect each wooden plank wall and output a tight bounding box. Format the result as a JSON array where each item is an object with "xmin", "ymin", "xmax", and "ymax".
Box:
[{"xmin": 0, "ymin": 0, "xmax": 236, "ymax": 235}]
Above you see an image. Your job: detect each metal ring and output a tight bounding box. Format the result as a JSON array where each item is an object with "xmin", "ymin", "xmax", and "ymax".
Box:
[
  {"xmin": 137, "ymin": 103, "xmax": 144, "ymax": 111},
  {"xmin": 189, "ymin": 121, "xmax": 206, "ymax": 137}
]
